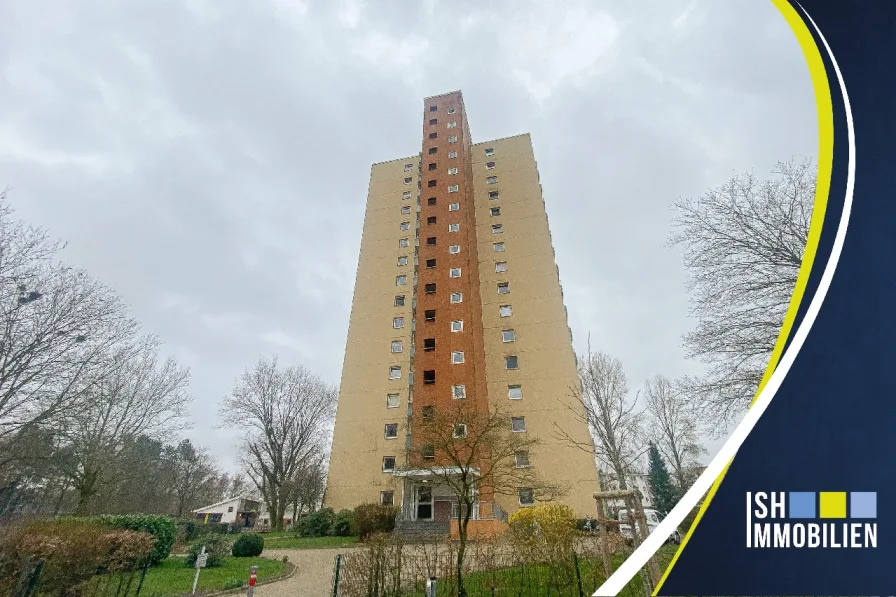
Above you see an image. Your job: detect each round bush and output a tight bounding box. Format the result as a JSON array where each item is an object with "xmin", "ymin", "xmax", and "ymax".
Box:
[
  {"xmin": 332, "ymin": 510, "xmax": 354, "ymax": 537},
  {"xmin": 96, "ymin": 514, "xmax": 177, "ymax": 566},
  {"xmin": 231, "ymin": 533, "xmax": 264, "ymax": 557},
  {"xmin": 185, "ymin": 535, "xmax": 232, "ymax": 568}
]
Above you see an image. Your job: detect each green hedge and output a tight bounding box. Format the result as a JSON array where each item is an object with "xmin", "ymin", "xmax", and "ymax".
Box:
[
  {"xmin": 232, "ymin": 533, "xmax": 264, "ymax": 557},
  {"xmin": 95, "ymin": 514, "xmax": 177, "ymax": 566}
]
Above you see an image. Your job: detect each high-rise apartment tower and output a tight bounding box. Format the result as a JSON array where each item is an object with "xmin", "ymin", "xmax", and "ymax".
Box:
[{"xmin": 325, "ymin": 91, "xmax": 599, "ymax": 526}]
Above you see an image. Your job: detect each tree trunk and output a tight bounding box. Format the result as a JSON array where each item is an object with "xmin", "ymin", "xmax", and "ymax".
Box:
[
  {"xmin": 73, "ymin": 470, "xmax": 99, "ymax": 516},
  {"xmin": 456, "ymin": 499, "xmax": 472, "ymax": 597}
]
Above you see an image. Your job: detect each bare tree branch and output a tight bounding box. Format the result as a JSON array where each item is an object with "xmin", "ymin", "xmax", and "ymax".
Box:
[{"xmin": 642, "ymin": 375, "xmax": 705, "ymax": 492}]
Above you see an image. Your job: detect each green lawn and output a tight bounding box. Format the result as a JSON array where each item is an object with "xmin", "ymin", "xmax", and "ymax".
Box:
[
  {"xmin": 260, "ymin": 533, "xmax": 359, "ymax": 550},
  {"xmin": 134, "ymin": 556, "xmax": 286, "ymax": 597}
]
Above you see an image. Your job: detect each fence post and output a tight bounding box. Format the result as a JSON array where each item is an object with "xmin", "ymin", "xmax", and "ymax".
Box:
[
  {"xmin": 134, "ymin": 560, "xmax": 149, "ymax": 597},
  {"xmin": 425, "ymin": 576, "xmax": 437, "ymax": 597},
  {"xmin": 331, "ymin": 554, "xmax": 343, "ymax": 597},
  {"xmin": 573, "ymin": 551, "xmax": 585, "ymax": 597}
]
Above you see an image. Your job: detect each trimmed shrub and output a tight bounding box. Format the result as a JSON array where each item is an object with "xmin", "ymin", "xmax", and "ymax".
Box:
[
  {"xmin": 352, "ymin": 504, "xmax": 398, "ymax": 541},
  {"xmin": 332, "ymin": 509, "xmax": 354, "ymax": 537},
  {"xmin": 231, "ymin": 533, "xmax": 264, "ymax": 557},
  {"xmin": 185, "ymin": 535, "xmax": 231, "ymax": 568},
  {"xmin": 508, "ymin": 503, "xmax": 578, "ymax": 560},
  {"xmin": 295, "ymin": 508, "xmax": 335, "ymax": 537},
  {"xmin": 96, "ymin": 514, "xmax": 177, "ymax": 566},
  {"xmin": 179, "ymin": 520, "xmax": 199, "ymax": 542}
]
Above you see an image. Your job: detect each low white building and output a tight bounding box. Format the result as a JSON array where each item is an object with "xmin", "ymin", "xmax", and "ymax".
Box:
[{"xmin": 192, "ymin": 496, "xmax": 261, "ymax": 528}]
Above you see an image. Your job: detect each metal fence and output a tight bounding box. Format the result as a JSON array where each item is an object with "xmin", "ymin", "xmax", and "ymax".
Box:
[{"xmin": 7, "ymin": 557, "xmax": 151, "ymax": 597}]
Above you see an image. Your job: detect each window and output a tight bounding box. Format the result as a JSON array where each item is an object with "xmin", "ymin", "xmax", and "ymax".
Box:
[
  {"xmin": 394, "ymin": 295, "xmax": 406, "ymax": 307},
  {"xmin": 486, "ymin": 161, "xmax": 496, "ymax": 170},
  {"xmin": 429, "ymin": 118, "xmax": 437, "ymax": 125},
  {"xmin": 396, "ymin": 275, "xmax": 407, "ymax": 286},
  {"xmin": 505, "ymin": 356, "xmax": 519, "ymax": 370},
  {"xmin": 400, "ymin": 221, "xmax": 410, "ymax": 231},
  {"xmin": 429, "ymin": 132, "xmax": 438, "ymax": 139},
  {"xmin": 425, "ymin": 309, "xmax": 436, "ymax": 322},
  {"xmin": 426, "ymin": 236, "xmax": 437, "ymax": 246},
  {"xmin": 425, "ymin": 283, "xmax": 436, "ymax": 294},
  {"xmin": 502, "ymin": 329, "xmax": 516, "ymax": 342},
  {"xmin": 403, "ymin": 191, "xmax": 412, "ymax": 200},
  {"xmin": 383, "ymin": 456, "xmax": 396, "ymax": 471},
  {"xmin": 519, "ymin": 489, "xmax": 534, "ymax": 506},
  {"xmin": 496, "ymin": 262, "xmax": 507, "ymax": 273},
  {"xmin": 423, "ymin": 370, "xmax": 436, "ymax": 385},
  {"xmin": 487, "ymin": 176, "xmax": 497, "ymax": 184},
  {"xmin": 389, "ymin": 366, "xmax": 401, "ymax": 379},
  {"xmin": 427, "ymin": 197, "xmax": 437, "ymax": 205},
  {"xmin": 391, "ymin": 340, "xmax": 403, "ymax": 353},
  {"xmin": 449, "ymin": 268, "xmax": 461, "ymax": 278},
  {"xmin": 508, "ymin": 385, "xmax": 523, "ymax": 400},
  {"xmin": 451, "ymin": 320, "xmax": 463, "ymax": 332},
  {"xmin": 387, "ymin": 393, "xmax": 400, "ymax": 408},
  {"xmin": 515, "ymin": 451, "xmax": 530, "ymax": 468},
  {"xmin": 448, "ymin": 223, "xmax": 459, "ymax": 232},
  {"xmin": 426, "ymin": 258, "xmax": 437, "ymax": 269},
  {"xmin": 401, "ymin": 206, "xmax": 411, "ymax": 215},
  {"xmin": 448, "ymin": 185, "xmax": 459, "ymax": 193},
  {"xmin": 449, "ymin": 202, "xmax": 459, "ymax": 211},
  {"xmin": 423, "ymin": 444, "xmax": 435, "ymax": 459},
  {"xmin": 448, "ymin": 151, "xmax": 457, "ymax": 158},
  {"xmin": 428, "ymin": 163, "xmax": 437, "ymax": 171},
  {"xmin": 404, "ymin": 177, "xmax": 412, "ymax": 184},
  {"xmin": 497, "ymin": 282, "xmax": 510, "ymax": 294},
  {"xmin": 427, "ymin": 216, "xmax": 437, "ymax": 225},
  {"xmin": 399, "ymin": 238, "xmax": 409, "ymax": 248},
  {"xmin": 393, "ymin": 317, "xmax": 405, "ymax": 328},
  {"xmin": 450, "ymin": 292, "xmax": 463, "ymax": 304},
  {"xmin": 448, "ymin": 107, "xmax": 456, "ymax": 114},
  {"xmin": 448, "ymin": 167, "xmax": 458, "ymax": 175},
  {"xmin": 452, "ymin": 351, "xmax": 465, "ymax": 364},
  {"xmin": 490, "ymin": 207, "xmax": 501, "ymax": 216},
  {"xmin": 489, "ymin": 190, "xmax": 499, "ymax": 200},
  {"xmin": 485, "ymin": 148, "xmax": 494, "ymax": 156},
  {"xmin": 449, "ymin": 244, "xmax": 460, "ymax": 254},
  {"xmin": 499, "ymin": 305, "xmax": 512, "ymax": 317},
  {"xmin": 228, "ymin": 506, "xmax": 234, "ymax": 512},
  {"xmin": 512, "ymin": 417, "xmax": 526, "ymax": 432},
  {"xmin": 381, "ymin": 491, "xmax": 394, "ymax": 506},
  {"xmin": 397, "ymin": 256, "xmax": 408, "ymax": 266},
  {"xmin": 448, "ymin": 136, "xmax": 457, "ymax": 142},
  {"xmin": 494, "ymin": 242, "xmax": 505, "ymax": 252},
  {"xmin": 453, "ymin": 424, "xmax": 467, "ymax": 439},
  {"xmin": 492, "ymin": 224, "xmax": 503, "ymax": 234},
  {"xmin": 422, "ymin": 406, "xmax": 435, "ymax": 422},
  {"xmin": 447, "ymin": 121, "xmax": 457, "ymax": 128},
  {"xmin": 428, "ymin": 147, "xmax": 438, "ymax": 155},
  {"xmin": 453, "ymin": 385, "xmax": 466, "ymax": 399},
  {"xmin": 427, "ymin": 180, "xmax": 437, "ymax": 188},
  {"xmin": 385, "ymin": 424, "xmax": 398, "ymax": 438},
  {"xmin": 424, "ymin": 338, "xmax": 436, "ymax": 351}
]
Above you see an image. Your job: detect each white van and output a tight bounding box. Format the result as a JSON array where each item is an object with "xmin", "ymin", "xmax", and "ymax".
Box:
[{"xmin": 617, "ymin": 508, "xmax": 681, "ymax": 545}]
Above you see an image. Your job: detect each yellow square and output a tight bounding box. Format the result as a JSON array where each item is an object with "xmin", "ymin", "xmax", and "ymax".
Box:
[{"xmin": 819, "ymin": 492, "xmax": 847, "ymax": 518}]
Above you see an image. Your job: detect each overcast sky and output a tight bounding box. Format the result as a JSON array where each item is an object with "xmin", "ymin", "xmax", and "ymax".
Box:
[{"xmin": 0, "ymin": 0, "xmax": 817, "ymax": 471}]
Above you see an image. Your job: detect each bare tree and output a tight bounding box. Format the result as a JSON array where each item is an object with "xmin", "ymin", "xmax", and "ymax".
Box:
[
  {"xmin": 221, "ymin": 357, "xmax": 336, "ymax": 532},
  {"xmin": 285, "ymin": 452, "xmax": 326, "ymax": 523},
  {"xmin": 408, "ymin": 401, "xmax": 559, "ymax": 597},
  {"xmin": 642, "ymin": 375, "xmax": 705, "ymax": 493},
  {"xmin": 168, "ymin": 439, "xmax": 221, "ymax": 518},
  {"xmin": 556, "ymin": 343, "xmax": 644, "ymax": 490},
  {"xmin": 669, "ymin": 158, "xmax": 816, "ymax": 425},
  {"xmin": 56, "ymin": 335, "xmax": 191, "ymax": 515}
]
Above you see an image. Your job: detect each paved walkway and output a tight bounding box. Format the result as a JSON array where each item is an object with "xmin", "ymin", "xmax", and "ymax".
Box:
[{"xmin": 255, "ymin": 547, "xmax": 357, "ymax": 597}]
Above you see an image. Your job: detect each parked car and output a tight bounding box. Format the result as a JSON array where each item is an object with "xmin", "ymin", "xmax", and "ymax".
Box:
[{"xmin": 618, "ymin": 508, "xmax": 682, "ymax": 544}]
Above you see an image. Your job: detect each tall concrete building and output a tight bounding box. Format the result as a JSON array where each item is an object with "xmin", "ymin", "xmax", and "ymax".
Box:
[{"xmin": 325, "ymin": 91, "xmax": 599, "ymax": 527}]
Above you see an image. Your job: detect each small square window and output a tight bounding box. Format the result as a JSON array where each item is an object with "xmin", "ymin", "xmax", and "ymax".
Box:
[
  {"xmin": 448, "ymin": 167, "xmax": 458, "ymax": 175},
  {"xmin": 228, "ymin": 506, "xmax": 234, "ymax": 512},
  {"xmin": 453, "ymin": 423, "xmax": 467, "ymax": 438},
  {"xmin": 396, "ymin": 275, "xmax": 407, "ymax": 286},
  {"xmin": 426, "ymin": 259, "xmax": 437, "ymax": 269},
  {"xmin": 448, "ymin": 107, "xmax": 456, "ymax": 114},
  {"xmin": 427, "ymin": 216, "xmax": 437, "ymax": 225},
  {"xmin": 425, "ymin": 309, "xmax": 436, "ymax": 322},
  {"xmin": 499, "ymin": 305, "xmax": 512, "ymax": 317},
  {"xmin": 448, "ymin": 185, "xmax": 459, "ymax": 193},
  {"xmin": 489, "ymin": 191, "xmax": 499, "ymax": 200},
  {"xmin": 490, "ymin": 207, "xmax": 501, "ymax": 216},
  {"xmin": 428, "ymin": 197, "xmax": 437, "ymax": 205},
  {"xmin": 486, "ymin": 161, "xmax": 496, "ymax": 170},
  {"xmin": 448, "ymin": 223, "xmax": 459, "ymax": 232},
  {"xmin": 449, "ymin": 268, "xmax": 461, "ymax": 278},
  {"xmin": 423, "ymin": 370, "xmax": 436, "ymax": 385},
  {"xmin": 391, "ymin": 340, "xmax": 403, "ymax": 353},
  {"xmin": 403, "ymin": 191, "xmax": 412, "ymax": 200},
  {"xmin": 425, "ymin": 283, "xmax": 436, "ymax": 294},
  {"xmin": 428, "ymin": 180, "xmax": 437, "ymax": 188},
  {"xmin": 428, "ymin": 147, "xmax": 438, "ymax": 155},
  {"xmin": 519, "ymin": 488, "xmax": 534, "ymax": 506},
  {"xmin": 422, "ymin": 444, "xmax": 435, "ymax": 459},
  {"xmin": 448, "ymin": 151, "xmax": 457, "ymax": 158},
  {"xmin": 449, "ymin": 203, "xmax": 459, "ymax": 211},
  {"xmin": 505, "ymin": 356, "xmax": 519, "ymax": 370},
  {"xmin": 451, "ymin": 351, "xmax": 465, "ymax": 364},
  {"xmin": 487, "ymin": 176, "xmax": 497, "ymax": 184},
  {"xmin": 394, "ymin": 295, "xmax": 406, "ymax": 307},
  {"xmin": 429, "ymin": 132, "xmax": 438, "ymax": 139},
  {"xmin": 389, "ymin": 366, "xmax": 401, "ymax": 379},
  {"xmin": 402, "ymin": 206, "xmax": 412, "ymax": 215},
  {"xmin": 429, "ymin": 105, "xmax": 438, "ymax": 112},
  {"xmin": 399, "ymin": 238, "xmax": 409, "ymax": 248},
  {"xmin": 428, "ymin": 163, "xmax": 437, "ymax": 171},
  {"xmin": 393, "ymin": 317, "xmax": 405, "ymax": 328},
  {"xmin": 447, "ymin": 121, "xmax": 457, "ymax": 128},
  {"xmin": 400, "ymin": 221, "xmax": 410, "ymax": 231},
  {"xmin": 385, "ymin": 424, "xmax": 398, "ymax": 438},
  {"xmin": 404, "ymin": 164, "xmax": 413, "ymax": 172},
  {"xmin": 387, "ymin": 393, "xmax": 400, "ymax": 408},
  {"xmin": 448, "ymin": 136, "xmax": 458, "ymax": 143},
  {"xmin": 497, "ymin": 282, "xmax": 510, "ymax": 294},
  {"xmin": 429, "ymin": 118, "xmax": 438, "ymax": 125},
  {"xmin": 427, "ymin": 237, "xmax": 437, "ymax": 246},
  {"xmin": 496, "ymin": 262, "xmax": 507, "ymax": 273},
  {"xmin": 404, "ymin": 177, "xmax": 412, "ymax": 184},
  {"xmin": 508, "ymin": 385, "xmax": 523, "ymax": 400},
  {"xmin": 381, "ymin": 491, "xmax": 394, "ymax": 505},
  {"xmin": 453, "ymin": 385, "xmax": 466, "ymax": 399},
  {"xmin": 494, "ymin": 242, "xmax": 505, "ymax": 252},
  {"xmin": 451, "ymin": 320, "xmax": 463, "ymax": 332},
  {"xmin": 515, "ymin": 451, "xmax": 529, "ymax": 468},
  {"xmin": 424, "ymin": 338, "xmax": 436, "ymax": 351},
  {"xmin": 512, "ymin": 417, "xmax": 526, "ymax": 432},
  {"xmin": 502, "ymin": 329, "xmax": 516, "ymax": 342},
  {"xmin": 450, "ymin": 292, "xmax": 463, "ymax": 303},
  {"xmin": 485, "ymin": 148, "xmax": 494, "ymax": 156},
  {"xmin": 383, "ymin": 456, "xmax": 396, "ymax": 471},
  {"xmin": 492, "ymin": 225, "xmax": 503, "ymax": 234},
  {"xmin": 449, "ymin": 244, "xmax": 460, "ymax": 254},
  {"xmin": 397, "ymin": 256, "xmax": 408, "ymax": 266}
]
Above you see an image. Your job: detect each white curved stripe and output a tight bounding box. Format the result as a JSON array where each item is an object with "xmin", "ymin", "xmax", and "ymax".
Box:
[{"xmin": 595, "ymin": 6, "xmax": 855, "ymax": 595}]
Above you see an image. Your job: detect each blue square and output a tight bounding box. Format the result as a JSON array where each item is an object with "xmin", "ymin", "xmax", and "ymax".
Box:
[
  {"xmin": 850, "ymin": 492, "xmax": 877, "ymax": 518},
  {"xmin": 789, "ymin": 492, "xmax": 816, "ymax": 518}
]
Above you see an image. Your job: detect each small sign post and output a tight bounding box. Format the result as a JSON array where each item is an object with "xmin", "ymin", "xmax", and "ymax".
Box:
[
  {"xmin": 247, "ymin": 565, "xmax": 259, "ymax": 597},
  {"xmin": 191, "ymin": 547, "xmax": 207, "ymax": 595}
]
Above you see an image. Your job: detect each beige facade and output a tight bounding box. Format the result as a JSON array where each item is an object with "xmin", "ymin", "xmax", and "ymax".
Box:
[{"xmin": 325, "ymin": 93, "xmax": 599, "ymax": 519}]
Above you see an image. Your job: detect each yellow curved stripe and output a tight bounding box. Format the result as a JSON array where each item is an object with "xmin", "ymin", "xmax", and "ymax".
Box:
[{"xmin": 652, "ymin": 0, "xmax": 834, "ymax": 593}]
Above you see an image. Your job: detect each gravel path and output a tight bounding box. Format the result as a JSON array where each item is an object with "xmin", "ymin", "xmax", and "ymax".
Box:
[{"xmin": 254, "ymin": 547, "xmax": 358, "ymax": 597}]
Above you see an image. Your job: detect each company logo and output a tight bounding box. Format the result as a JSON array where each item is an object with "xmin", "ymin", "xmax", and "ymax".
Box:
[{"xmin": 746, "ymin": 491, "xmax": 877, "ymax": 549}]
